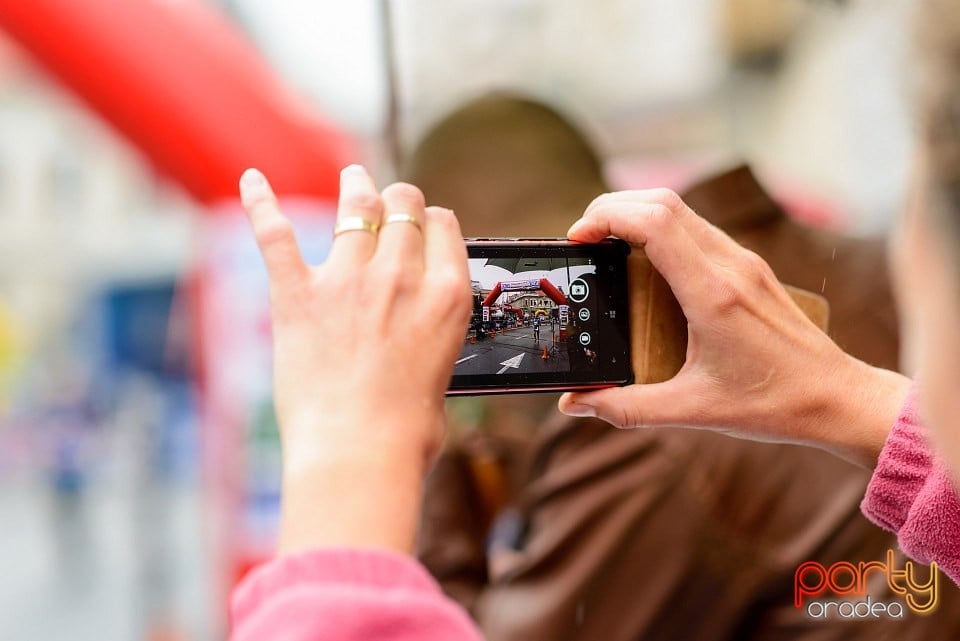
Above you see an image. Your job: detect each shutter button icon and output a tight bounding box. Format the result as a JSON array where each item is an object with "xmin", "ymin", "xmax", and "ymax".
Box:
[{"xmin": 569, "ymin": 279, "xmax": 589, "ymax": 303}]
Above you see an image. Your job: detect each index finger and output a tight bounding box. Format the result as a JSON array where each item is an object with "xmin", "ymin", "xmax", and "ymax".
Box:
[
  {"xmin": 584, "ymin": 189, "xmax": 740, "ymax": 261},
  {"xmin": 567, "ymin": 201, "xmax": 718, "ymax": 311},
  {"xmin": 239, "ymin": 168, "xmax": 310, "ymax": 291}
]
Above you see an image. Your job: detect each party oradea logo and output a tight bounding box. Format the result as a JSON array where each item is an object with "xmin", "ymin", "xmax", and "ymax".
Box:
[{"xmin": 794, "ymin": 550, "xmax": 939, "ymax": 619}]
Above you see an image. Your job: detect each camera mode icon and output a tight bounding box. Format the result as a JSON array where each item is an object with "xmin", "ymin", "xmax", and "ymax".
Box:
[{"xmin": 569, "ymin": 278, "xmax": 589, "ymax": 303}]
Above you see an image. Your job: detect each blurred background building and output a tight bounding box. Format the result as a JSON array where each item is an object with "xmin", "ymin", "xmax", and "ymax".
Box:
[{"xmin": 0, "ymin": 1, "xmax": 914, "ymax": 639}]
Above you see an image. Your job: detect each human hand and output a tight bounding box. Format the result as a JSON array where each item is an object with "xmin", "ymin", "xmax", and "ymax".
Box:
[
  {"xmin": 558, "ymin": 189, "xmax": 910, "ymax": 467},
  {"xmin": 239, "ymin": 166, "xmax": 472, "ymax": 553}
]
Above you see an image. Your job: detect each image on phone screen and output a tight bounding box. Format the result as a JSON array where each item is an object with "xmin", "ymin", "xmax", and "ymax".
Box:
[
  {"xmin": 448, "ymin": 239, "xmax": 632, "ymax": 395},
  {"xmin": 457, "ymin": 257, "xmax": 595, "ymax": 375}
]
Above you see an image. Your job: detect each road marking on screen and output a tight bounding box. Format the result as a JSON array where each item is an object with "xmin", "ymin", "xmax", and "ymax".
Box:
[
  {"xmin": 497, "ymin": 353, "xmax": 524, "ymax": 374},
  {"xmin": 455, "ymin": 354, "xmax": 478, "ymax": 365}
]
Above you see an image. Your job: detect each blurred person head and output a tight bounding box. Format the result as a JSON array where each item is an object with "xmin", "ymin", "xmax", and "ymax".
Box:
[
  {"xmin": 893, "ymin": 0, "xmax": 960, "ymax": 479},
  {"xmin": 403, "ymin": 94, "xmax": 605, "ymax": 237}
]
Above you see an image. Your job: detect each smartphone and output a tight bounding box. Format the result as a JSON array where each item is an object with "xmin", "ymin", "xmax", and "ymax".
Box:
[{"xmin": 447, "ymin": 238, "xmax": 634, "ymax": 396}]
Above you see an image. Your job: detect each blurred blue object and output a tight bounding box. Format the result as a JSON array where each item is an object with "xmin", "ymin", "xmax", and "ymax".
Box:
[{"xmin": 101, "ymin": 282, "xmax": 190, "ymax": 381}]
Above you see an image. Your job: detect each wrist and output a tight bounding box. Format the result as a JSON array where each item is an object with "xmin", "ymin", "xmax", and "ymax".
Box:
[
  {"xmin": 809, "ymin": 354, "xmax": 911, "ymax": 468},
  {"xmin": 279, "ymin": 447, "xmax": 426, "ymax": 555},
  {"xmin": 276, "ymin": 412, "xmax": 439, "ymax": 556}
]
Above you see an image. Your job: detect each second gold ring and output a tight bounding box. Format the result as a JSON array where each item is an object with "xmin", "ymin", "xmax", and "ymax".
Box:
[{"xmin": 383, "ymin": 212, "xmax": 422, "ymax": 232}]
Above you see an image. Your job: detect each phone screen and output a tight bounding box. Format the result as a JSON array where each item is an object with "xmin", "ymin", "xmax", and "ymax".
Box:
[{"xmin": 448, "ymin": 239, "xmax": 633, "ymax": 395}]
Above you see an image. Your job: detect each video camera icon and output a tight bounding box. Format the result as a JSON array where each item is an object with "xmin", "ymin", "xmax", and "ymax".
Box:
[{"xmin": 569, "ymin": 278, "xmax": 589, "ymax": 303}]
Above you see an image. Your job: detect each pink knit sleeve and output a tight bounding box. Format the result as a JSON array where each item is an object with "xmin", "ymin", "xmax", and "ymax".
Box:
[
  {"xmin": 230, "ymin": 548, "xmax": 483, "ymax": 641},
  {"xmin": 861, "ymin": 387, "xmax": 960, "ymax": 585}
]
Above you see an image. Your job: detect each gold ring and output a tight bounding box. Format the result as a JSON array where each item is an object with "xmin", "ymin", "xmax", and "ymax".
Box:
[
  {"xmin": 383, "ymin": 212, "xmax": 422, "ymax": 232},
  {"xmin": 334, "ymin": 216, "xmax": 379, "ymax": 236}
]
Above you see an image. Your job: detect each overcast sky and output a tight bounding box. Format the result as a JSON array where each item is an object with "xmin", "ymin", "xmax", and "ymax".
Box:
[
  {"xmin": 469, "ymin": 259, "xmax": 594, "ymax": 291},
  {"xmin": 231, "ymin": 0, "xmax": 387, "ymax": 132}
]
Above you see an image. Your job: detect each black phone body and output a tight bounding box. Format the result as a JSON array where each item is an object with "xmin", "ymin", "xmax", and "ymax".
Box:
[{"xmin": 447, "ymin": 238, "xmax": 634, "ymax": 396}]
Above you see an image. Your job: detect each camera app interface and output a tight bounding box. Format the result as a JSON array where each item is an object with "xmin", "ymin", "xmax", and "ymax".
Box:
[{"xmin": 457, "ymin": 256, "xmax": 598, "ymax": 376}]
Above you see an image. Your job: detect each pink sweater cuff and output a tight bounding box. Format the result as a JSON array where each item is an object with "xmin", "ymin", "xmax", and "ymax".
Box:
[
  {"xmin": 861, "ymin": 387, "xmax": 933, "ymax": 533},
  {"xmin": 861, "ymin": 387, "xmax": 960, "ymax": 584},
  {"xmin": 230, "ymin": 548, "xmax": 481, "ymax": 641},
  {"xmin": 232, "ymin": 548, "xmax": 439, "ymax": 613}
]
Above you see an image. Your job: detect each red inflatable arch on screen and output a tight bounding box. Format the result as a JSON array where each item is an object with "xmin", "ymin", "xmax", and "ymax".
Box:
[
  {"xmin": 0, "ymin": 0, "xmax": 351, "ymax": 204},
  {"xmin": 482, "ymin": 279, "xmax": 568, "ymax": 308}
]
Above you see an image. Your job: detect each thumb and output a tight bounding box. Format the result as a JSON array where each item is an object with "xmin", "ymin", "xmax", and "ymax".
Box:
[{"xmin": 558, "ymin": 379, "xmax": 698, "ymax": 429}]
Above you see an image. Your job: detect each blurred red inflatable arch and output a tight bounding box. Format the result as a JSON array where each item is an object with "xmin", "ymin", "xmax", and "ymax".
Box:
[{"xmin": 0, "ymin": 0, "xmax": 352, "ymax": 204}]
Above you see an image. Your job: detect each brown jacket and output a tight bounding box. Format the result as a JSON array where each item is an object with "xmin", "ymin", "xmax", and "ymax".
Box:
[{"xmin": 418, "ymin": 165, "xmax": 960, "ymax": 640}]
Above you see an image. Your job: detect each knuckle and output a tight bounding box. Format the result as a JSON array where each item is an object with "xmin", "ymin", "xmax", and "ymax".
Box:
[
  {"xmin": 739, "ymin": 250, "xmax": 777, "ymax": 288},
  {"xmin": 342, "ymin": 190, "xmax": 382, "ymax": 214},
  {"xmin": 254, "ymin": 217, "xmax": 295, "ymax": 248},
  {"xmin": 378, "ymin": 261, "xmax": 418, "ymax": 292},
  {"xmin": 382, "ymin": 182, "xmax": 425, "ymax": 209},
  {"xmin": 585, "ymin": 192, "xmax": 615, "ymax": 214},
  {"xmin": 739, "ymin": 249, "xmax": 766, "ymax": 272},
  {"xmin": 644, "ymin": 203, "xmax": 676, "ymax": 231},
  {"xmin": 432, "ymin": 266, "xmax": 468, "ymax": 296},
  {"xmin": 432, "ymin": 269, "xmax": 471, "ymax": 310},
  {"xmin": 707, "ymin": 271, "xmax": 747, "ymax": 316},
  {"xmin": 647, "ymin": 187, "xmax": 684, "ymax": 212}
]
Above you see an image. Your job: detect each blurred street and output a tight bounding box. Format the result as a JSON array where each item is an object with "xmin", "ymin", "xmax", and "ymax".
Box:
[
  {"xmin": 0, "ymin": 478, "xmax": 213, "ymax": 640},
  {"xmin": 456, "ymin": 325, "xmax": 569, "ymax": 375}
]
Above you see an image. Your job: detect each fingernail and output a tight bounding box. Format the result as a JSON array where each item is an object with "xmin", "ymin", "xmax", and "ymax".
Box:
[
  {"xmin": 240, "ymin": 168, "xmax": 266, "ymax": 192},
  {"xmin": 561, "ymin": 402, "xmax": 596, "ymax": 418},
  {"xmin": 342, "ymin": 164, "xmax": 367, "ymax": 176}
]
